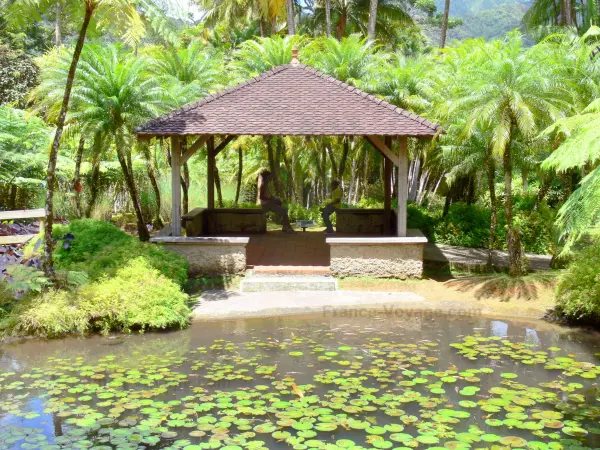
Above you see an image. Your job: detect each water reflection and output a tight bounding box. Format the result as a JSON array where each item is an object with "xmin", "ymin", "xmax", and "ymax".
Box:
[{"xmin": 0, "ymin": 311, "xmax": 599, "ymax": 449}]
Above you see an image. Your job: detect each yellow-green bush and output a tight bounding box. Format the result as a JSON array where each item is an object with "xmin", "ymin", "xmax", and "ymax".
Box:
[
  {"xmin": 79, "ymin": 258, "xmax": 190, "ymax": 333},
  {"xmin": 2, "ymin": 258, "xmax": 190, "ymax": 338},
  {"xmin": 6, "ymin": 290, "xmax": 89, "ymax": 338}
]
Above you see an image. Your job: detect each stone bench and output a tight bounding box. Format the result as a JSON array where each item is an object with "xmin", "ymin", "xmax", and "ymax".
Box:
[
  {"xmin": 335, "ymin": 209, "xmax": 396, "ymax": 235},
  {"xmin": 182, "ymin": 208, "xmax": 267, "ymax": 237},
  {"xmin": 327, "ymin": 230, "xmax": 428, "ymax": 279}
]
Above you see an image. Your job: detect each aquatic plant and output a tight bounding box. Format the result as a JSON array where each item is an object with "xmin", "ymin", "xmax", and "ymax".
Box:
[{"xmin": 0, "ymin": 326, "xmax": 599, "ymax": 449}]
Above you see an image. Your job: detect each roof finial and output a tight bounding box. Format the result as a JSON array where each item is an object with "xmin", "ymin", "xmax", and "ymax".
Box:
[{"xmin": 291, "ymin": 47, "xmax": 299, "ymax": 66}]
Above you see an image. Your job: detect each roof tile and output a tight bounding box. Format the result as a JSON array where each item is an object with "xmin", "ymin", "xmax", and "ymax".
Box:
[{"xmin": 135, "ymin": 64, "xmax": 441, "ymax": 137}]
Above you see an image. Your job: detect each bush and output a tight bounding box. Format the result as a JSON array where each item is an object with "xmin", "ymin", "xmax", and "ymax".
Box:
[
  {"xmin": 5, "ymin": 290, "xmax": 89, "ymax": 337},
  {"xmin": 52, "ymin": 219, "xmax": 188, "ymax": 286},
  {"xmin": 434, "ymin": 203, "xmax": 491, "ymax": 248},
  {"xmin": 2, "ymin": 258, "xmax": 190, "ymax": 338},
  {"xmin": 79, "ymin": 258, "xmax": 190, "ymax": 333},
  {"xmin": 407, "ymin": 204, "xmax": 437, "ymax": 241},
  {"xmin": 555, "ymin": 241, "xmax": 600, "ymax": 324}
]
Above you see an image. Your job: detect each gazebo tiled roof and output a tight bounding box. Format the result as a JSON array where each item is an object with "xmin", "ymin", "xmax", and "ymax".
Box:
[{"xmin": 135, "ymin": 61, "xmax": 440, "ymax": 137}]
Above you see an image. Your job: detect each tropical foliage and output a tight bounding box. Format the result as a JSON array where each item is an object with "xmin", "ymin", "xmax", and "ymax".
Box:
[{"xmin": 0, "ymin": 0, "xmax": 599, "ymax": 298}]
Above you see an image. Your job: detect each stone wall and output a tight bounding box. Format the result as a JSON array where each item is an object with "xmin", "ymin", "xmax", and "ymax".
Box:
[
  {"xmin": 327, "ymin": 231, "xmax": 427, "ymax": 279},
  {"xmin": 150, "ymin": 237, "xmax": 249, "ymax": 276}
]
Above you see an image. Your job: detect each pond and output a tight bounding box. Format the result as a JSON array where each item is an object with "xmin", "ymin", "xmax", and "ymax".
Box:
[{"xmin": 1, "ymin": 309, "xmax": 600, "ymax": 450}]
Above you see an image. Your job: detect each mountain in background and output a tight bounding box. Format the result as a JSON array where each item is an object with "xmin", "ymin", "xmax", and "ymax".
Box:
[
  {"xmin": 434, "ymin": 0, "xmax": 530, "ymax": 17},
  {"xmin": 417, "ymin": 0, "xmax": 532, "ymax": 44}
]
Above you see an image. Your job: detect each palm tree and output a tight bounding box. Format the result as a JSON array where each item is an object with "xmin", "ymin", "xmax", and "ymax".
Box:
[
  {"xmin": 325, "ymin": 0, "xmax": 332, "ymax": 36},
  {"xmin": 440, "ymin": 0, "xmax": 451, "ymax": 48},
  {"xmin": 7, "ymin": 0, "xmax": 175, "ymax": 276},
  {"xmin": 541, "ymin": 98, "xmax": 600, "ymax": 253},
  {"xmin": 152, "ymin": 40, "xmax": 227, "ymax": 105},
  {"xmin": 286, "ymin": 0, "xmax": 296, "ymax": 34},
  {"xmin": 310, "ymin": 0, "xmax": 413, "ymax": 40},
  {"xmin": 453, "ymin": 33, "xmax": 570, "ymax": 276},
  {"xmin": 201, "ymin": 0, "xmax": 287, "ymax": 33},
  {"xmin": 68, "ymin": 45, "xmax": 171, "ymax": 240},
  {"xmin": 231, "ymin": 35, "xmax": 305, "ymax": 77},
  {"xmin": 304, "ymin": 34, "xmax": 387, "ymax": 85},
  {"xmin": 367, "ymin": 0, "xmax": 378, "ymax": 41}
]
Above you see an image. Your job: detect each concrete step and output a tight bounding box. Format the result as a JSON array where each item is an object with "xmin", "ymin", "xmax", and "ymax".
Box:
[
  {"xmin": 252, "ymin": 265, "xmax": 331, "ymax": 275},
  {"xmin": 241, "ymin": 274, "xmax": 337, "ymax": 292}
]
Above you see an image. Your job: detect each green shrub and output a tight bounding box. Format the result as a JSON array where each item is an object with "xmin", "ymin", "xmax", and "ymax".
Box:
[
  {"xmin": 5, "ymin": 290, "xmax": 89, "ymax": 338},
  {"xmin": 288, "ymin": 203, "xmax": 326, "ymax": 226},
  {"xmin": 79, "ymin": 258, "xmax": 190, "ymax": 333},
  {"xmin": 52, "ymin": 219, "xmax": 188, "ymax": 286},
  {"xmin": 2, "ymin": 258, "xmax": 191, "ymax": 338},
  {"xmin": 407, "ymin": 204, "xmax": 437, "ymax": 241},
  {"xmin": 555, "ymin": 241, "xmax": 600, "ymax": 324},
  {"xmin": 434, "ymin": 203, "xmax": 491, "ymax": 248}
]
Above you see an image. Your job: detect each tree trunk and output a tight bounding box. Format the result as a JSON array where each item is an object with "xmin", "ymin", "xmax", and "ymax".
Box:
[
  {"xmin": 561, "ymin": 0, "xmax": 574, "ymax": 25},
  {"xmin": 55, "ymin": 2, "xmax": 61, "ymax": 46},
  {"xmin": 440, "ymin": 0, "xmax": 451, "ymax": 48},
  {"xmin": 266, "ymin": 137, "xmax": 281, "ymax": 197},
  {"xmin": 326, "ymin": 144, "xmax": 338, "ymax": 179},
  {"xmin": 8, "ymin": 185, "xmax": 17, "ymax": 209},
  {"xmin": 73, "ymin": 136, "xmax": 85, "ymax": 218},
  {"xmin": 522, "ymin": 168, "xmax": 528, "ymax": 194},
  {"xmin": 325, "ymin": 0, "xmax": 332, "ymax": 36},
  {"xmin": 503, "ymin": 144, "xmax": 527, "ymax": 277},
  {"xmin": 367, "ymin": 0, "xmax": 378, "ymax": 42},
  {"xmin": 534, "ymin": 173, "xmax": 553, "ymax": 210},
  {"xmin": 182, "ymin": 162, "xmax": 190, "ymax": 214},
  {"xmin": 286, "ymin": 0, "xmax": 296, "ymax": 34},
  {"xmin": 86, "ymin": 160, "xmax": 100, "ymax": 218},
  {"xmin": 214, "ymin": 166, "xmax": 223, "ymax": 207},
  {"xmin": 339, "ymin": 137, "xmax": 350, "ymax": 178},
  {"xmin": 43, "ymin": 3, "xmax": 94, "ymax": 277},
  {"xmin": 235, "ymin": 148, "xmax": 243, "ymax": 206},
  {"xmin": 336, "ymin": 10, "xmax": 347, "ymax": 39},
  {"xmin": 275, "ymin": 137, "xmax": 286, "ymax": 198},
  {"xmin": 116, "ymin": 144, "xmax": 150, "ymax": 241},
  {"xmin": 146, "ymin": 153, "xmax": 163, "ymax": 229},
  {"xmin": 487, "ymin": 157, "xmax": 497, "ymax": 271}
]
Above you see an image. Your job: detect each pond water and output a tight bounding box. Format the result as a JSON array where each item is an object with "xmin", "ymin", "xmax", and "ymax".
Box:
[{"xmin": 1, "ymin": 309, "xmax": 600, "ymax": 450}]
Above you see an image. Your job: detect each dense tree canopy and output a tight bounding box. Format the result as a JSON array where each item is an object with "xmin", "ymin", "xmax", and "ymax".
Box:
[{"xmin": 0, "ymin": 0, "xmax": 599, "ymax": 278}]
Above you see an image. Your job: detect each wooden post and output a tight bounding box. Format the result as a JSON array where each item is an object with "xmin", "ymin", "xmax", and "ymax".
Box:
[
  {"xmin": 397, "ymin": 136, "xmax": 408, "ymax": 237},
  {"xmin": 171, "ymin": 136, "xmax": 182, "ymax": 236},
  {"xmin": 207, "ymin": 136, "xmax": 215, "ymax": 210},
  {"xmin": 383, "ymin": 136, "xmax": 393, "ymax": 235}
]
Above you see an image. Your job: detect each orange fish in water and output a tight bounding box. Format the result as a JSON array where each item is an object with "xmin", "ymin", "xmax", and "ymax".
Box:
[{"xmin": 291, "ymin": 383, "xmax": 304, "ymax": 398}]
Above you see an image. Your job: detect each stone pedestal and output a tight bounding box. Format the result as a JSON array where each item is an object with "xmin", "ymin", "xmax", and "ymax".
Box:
[
  {"xmin": 327, "ymin": 230, "xmax": 427, "ymax": 279},
  {"xmin": 150, "ymin": 237, "xmax": 250, "ymax": 276}
]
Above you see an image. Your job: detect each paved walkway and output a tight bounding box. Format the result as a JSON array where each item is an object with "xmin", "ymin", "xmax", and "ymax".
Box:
[
  {"xmin": 192, "ymin": 290, "xmax": 424, "ymax": 319},
  {"xmin": 245, "ymin": 232, "xmax": 553, "ymax": 272},
  {"xmin": 424, "ymin": 243, "xmax": 553, "ymax": 271}
]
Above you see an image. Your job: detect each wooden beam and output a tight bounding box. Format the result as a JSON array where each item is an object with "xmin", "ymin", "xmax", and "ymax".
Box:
[
  {"xmin": 207, "ymin": 136, "xmax": 215, "ymax": 210},
  {"xmin": 214, "ymin": 135, "xmax": 237, "ymax": 156},
  {"xmin": 181, "ymin": 135, "xmax": 209, "ymax": 164},
  {"xmin": 171, "ymin": 136, "xmax": 182, "ymax": 236},
  {"xmin": 366, "ymin": 135, "xmax": 399, "ymax": 166},
  {"xmin": 397, "ymin": 136, "xmax": 408, "ymax": 237},
  {"xmin": 383, "ymin": 136, "xmax": 393, "ymax": 235}
]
